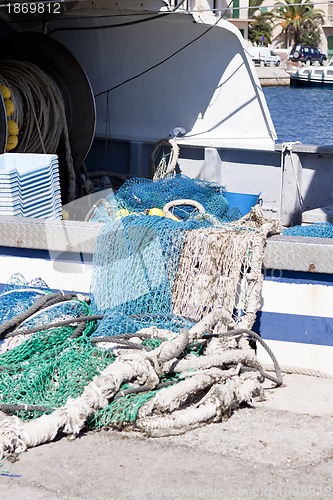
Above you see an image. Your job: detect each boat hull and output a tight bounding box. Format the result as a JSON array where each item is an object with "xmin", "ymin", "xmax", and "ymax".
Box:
[
  {"xmin": 1, "ymin": 246, "xmax": 333, "ymax": 376},
  {"xmin": 290, "ymin": 75, "xmax": 333, "ymax": 87},
  {"xmin": 254, "ymin": 269, "xmax": 333, "ymax": 376}
]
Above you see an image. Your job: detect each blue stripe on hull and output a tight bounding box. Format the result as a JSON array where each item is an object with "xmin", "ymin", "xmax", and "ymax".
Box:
[
  {"xmin": 0, "ymin": 246, "xmax": 94, "ymax": 263},
  {"xmin": 0, "ymin": 246, "xmax": 51, "ymax": 259},
  {"xmin": 264, "ymin": 269, "xmax": 333, "ymax": 286},
  {"xmin": 254, "ymin": 311, "xmax": 333, "ymax": 347}
]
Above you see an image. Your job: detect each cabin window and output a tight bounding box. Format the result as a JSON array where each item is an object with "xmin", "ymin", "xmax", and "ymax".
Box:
[{"xmin": 327, "ymin": 70, "xmax": 333, "ymax": 76}]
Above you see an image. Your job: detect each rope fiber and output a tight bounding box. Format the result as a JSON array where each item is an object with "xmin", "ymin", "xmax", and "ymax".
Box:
[{"xmin": 0, "ymin": 60, "xmax": 76, "ymax": 201}]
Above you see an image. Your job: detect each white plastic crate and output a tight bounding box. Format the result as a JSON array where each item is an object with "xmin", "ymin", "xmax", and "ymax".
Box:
[{"xmin": 0, "ymin": 153, "xmax": 62, "ymax": 219}]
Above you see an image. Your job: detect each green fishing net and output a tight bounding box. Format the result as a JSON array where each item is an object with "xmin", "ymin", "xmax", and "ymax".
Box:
[{"xmin": 0, "ymin": 281, "xmax": 170, "ymax": 428}]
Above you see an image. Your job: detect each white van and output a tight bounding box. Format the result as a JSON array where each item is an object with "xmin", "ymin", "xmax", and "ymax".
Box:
[{"xmin": 249, "ymin": 47, "xmax": 281, "ymax": 67}]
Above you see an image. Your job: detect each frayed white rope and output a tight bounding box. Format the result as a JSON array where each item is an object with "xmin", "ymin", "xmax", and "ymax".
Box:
[{"xmin": 0, "ymin": 351, "xmax": 159, "ymax": 459}]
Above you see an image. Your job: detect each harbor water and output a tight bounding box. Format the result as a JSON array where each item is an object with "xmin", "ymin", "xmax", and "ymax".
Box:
[{"xmin": 263, "ymin": 86, "xmax": 333, "ymax": 146}]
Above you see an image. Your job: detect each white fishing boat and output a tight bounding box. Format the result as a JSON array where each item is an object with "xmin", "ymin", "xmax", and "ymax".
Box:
[
  {"xmin": 0, "ymin": 0, "xmax": 333, "ymax": 380},
  {"xmin": 289, "ymin": 59, "xmax": 333, "ymax": 87}
]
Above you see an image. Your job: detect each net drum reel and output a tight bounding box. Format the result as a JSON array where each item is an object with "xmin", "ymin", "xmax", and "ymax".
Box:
[{"xmin": 0, "ymin": 32, "xmax": 96, "ymax": 202}]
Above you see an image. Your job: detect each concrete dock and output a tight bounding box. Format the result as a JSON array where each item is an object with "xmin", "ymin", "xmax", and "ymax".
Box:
[
  {"xmin": 0, "ymin": 373, "xmax": 332, "ymax": 499},
  {"xmin": 256, "ymin": 65, "xmax": 290, "ymax": 86}
]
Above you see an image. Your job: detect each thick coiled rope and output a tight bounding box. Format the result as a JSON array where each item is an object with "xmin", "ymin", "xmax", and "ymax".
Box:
[{"xmin": 0, "ymin": 60, "xmax": 76, "ymax": 201}]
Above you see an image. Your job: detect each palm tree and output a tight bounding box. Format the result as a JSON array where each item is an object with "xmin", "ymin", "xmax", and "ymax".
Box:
[
  {"xmin": 248, "ymin": 0, "xmax": 274, "ymax": 46},
  {"xmin": 273, "ymin": 0, "xmax": 324, "ymax": 48},
  {"xmin": 248, "ymin": 0, "xmax": 265, "ymax": 18}
]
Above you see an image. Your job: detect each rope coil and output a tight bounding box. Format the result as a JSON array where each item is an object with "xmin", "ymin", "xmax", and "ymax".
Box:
[
  {"xmin": 151, "ymin": 138, "xmax": 180, "ymax": 180},
  {"xmin": 0, "ymin": 60, "xmax": 76, "ymax": 201}
]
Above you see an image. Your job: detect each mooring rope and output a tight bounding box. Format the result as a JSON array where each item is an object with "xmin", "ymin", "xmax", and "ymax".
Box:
[
  {"xmin": 224, "ymin": 328, "xmax": 283, "ymax": 386},
  {"xmin": 264, "ymin": 364, "xmax": 333, "ymax": 380},
  {"xmin": 151, "ymin": 138, "xmax": 180, "ymax": 180},
  {"xmin": 0, "ymin": 60, "xmax": 76, "ymax": 201}
]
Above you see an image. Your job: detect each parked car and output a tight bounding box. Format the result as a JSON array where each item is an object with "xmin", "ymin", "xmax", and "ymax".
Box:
[
  {"xmin": 249, "ymin": 47, "xmax": 281, "ymax": 67},
  {"xmin": 288, "ymin": 45, "xmax": 327, "ymax": 65}
]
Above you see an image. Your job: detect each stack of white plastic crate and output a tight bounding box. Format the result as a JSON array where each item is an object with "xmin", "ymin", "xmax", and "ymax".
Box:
[{"xmin": 0, "ymin": 153, "xmax": 62, "ymax": 219}]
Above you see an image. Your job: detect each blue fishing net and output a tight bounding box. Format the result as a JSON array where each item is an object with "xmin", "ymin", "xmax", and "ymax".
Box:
[
  {"xmin": 89, "ymin": 174, "xmax": 242, "ymax": 223},
  {"xmin": 0, "ymin": 273, "xmax": 52, "ymax": 324},
  {"xmin": 283, "ymin": 222, "xmax": 333, "ymax": 238},
  {"xmin": 16, "ymin": 299, "xmax": 93, "ymax": 331},
  {"xmin": 92, "ymin": 311, "xmax": 195, "ymax": 338},
  {"xmin": 90, "ymin": 175, "xmax": 244, "ymax": 337},
  {"xmin": 0, "ymin": 282, "xmax": 96, "ymax": 355},
  {"xmin": 0, "ymin": 289, "xmax": 48, "ymax": 324},
  {"xmin": 91, "ymin": 214, "xmax": 212, "ymax": 316},
  {"xmin": 3, "ymin": 273, "xmax": 50, "ymax": 292}
]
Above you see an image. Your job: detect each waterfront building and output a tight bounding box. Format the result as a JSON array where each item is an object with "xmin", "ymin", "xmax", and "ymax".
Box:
[{"xmin": 170, "ymin": 0, "xmax": 333, "ymax": 58}]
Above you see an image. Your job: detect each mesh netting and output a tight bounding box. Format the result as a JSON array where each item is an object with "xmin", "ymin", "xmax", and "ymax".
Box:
[
  {"xmin": 115, "ymin": 175, "xmax": 234, "ymax": 220},
  {"xmin": 0, "ymin": 283, "xmax": 117, "ymax": 422},
  {"xmin": 0, "ymin": 329, "xmax": 112, "ymax": 419},
  {"xmin": 0, "ymin": 288, "xmax": 47, "ymax": 324},
  {"xmin": 89, "ymin": 393, "xmax": 154, "ymax": 429},
  {"xmin": 3, "ymin": 273, "xmax": 50, "ymax": 292},
  {"xmin": 0, "ymin": 273, "xmax": 51, "ymax": 324},
  {"xmin": 283, "ymin": 222, "xmax": 333, "ymax": 238},
  {"xmin": 88, "ymin": 384, "xmax": 162, "ymax": 430},
  {"xmin": 0, "ymin": 177, "xmax": 278, "ymax": 451},
  {"xmin": 0, "ymin": 281, "xmax": 191, "ymax": 428},
  {"xmin": 92, "ymin": 311, "xmax": 194, "ymax": 338},
  {"xmin": 17, "ymin": 299, "xmax": 91, "ymax": 331},
  {"xmin": 89, "ymin": 174, "xmax": 242, "ymax": 223},
  {"xmin": 0, "ymin": 292, "xmax": 95, "ymax": 354},
  {"xmin": 0, "ymin": 280, "xmax": 175, "ymax": 428},
  {"xmin": 90, "ymin": 214, "xmax": 213, "ymax": 318},
  {"xmin": 173, "ymin": 226, "xmax": 265, "ymax": 330},
  {"xmin": 90, "ymin": 175, "xmax": 245, "ymax": 336}
]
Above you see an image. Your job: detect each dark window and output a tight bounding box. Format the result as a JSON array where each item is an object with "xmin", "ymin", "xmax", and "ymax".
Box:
[
  {"xmin": 328, "ymin": 36, "xmax": 333, "ymax": 51},
  {"xmin": 233, "ymin": 0, "xmax": 239, "ymax": 18}
]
